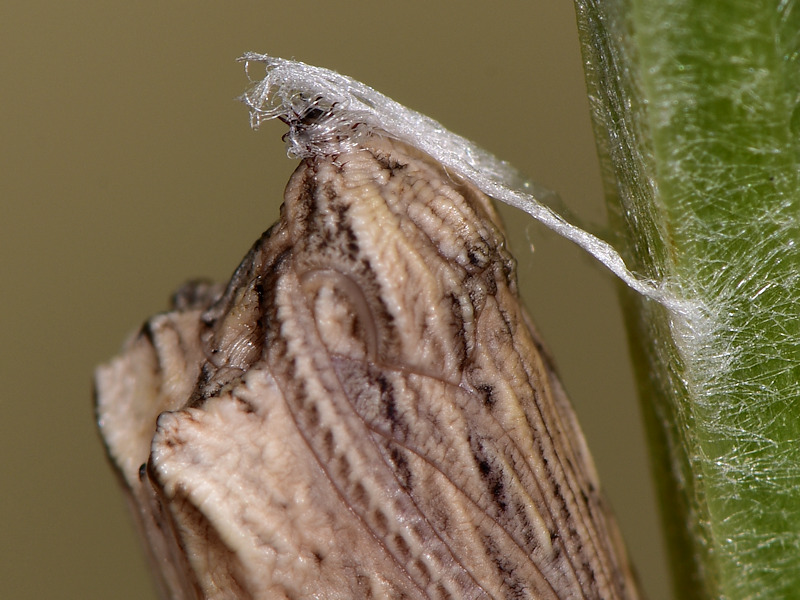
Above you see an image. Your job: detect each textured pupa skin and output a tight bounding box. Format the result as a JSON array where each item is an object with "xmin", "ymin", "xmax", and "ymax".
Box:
[{"xmin": 95, "ymin": 134, "xmax": 640, "ymax": 599}]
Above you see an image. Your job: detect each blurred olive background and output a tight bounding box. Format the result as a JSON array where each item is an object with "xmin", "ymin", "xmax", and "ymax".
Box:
[{"xmin": 1, "ymin": 2, "xmax": 669, "ymax": 598}]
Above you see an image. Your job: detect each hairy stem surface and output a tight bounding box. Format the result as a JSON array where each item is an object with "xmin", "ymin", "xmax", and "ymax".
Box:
[{"xmin": 574, "ymin": 1, "xmax": 800, "ymax": 598}]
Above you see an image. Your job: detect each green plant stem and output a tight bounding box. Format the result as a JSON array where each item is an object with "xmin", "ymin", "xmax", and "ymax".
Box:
[{"xmin": 574, "ymin": 1, "xmax": 800, "ymax": 598}]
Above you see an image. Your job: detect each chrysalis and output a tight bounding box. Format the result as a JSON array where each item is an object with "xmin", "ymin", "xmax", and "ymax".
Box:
[{"xmin": 95, "ymin": 57, "xmax": 640, "ymax": 599}]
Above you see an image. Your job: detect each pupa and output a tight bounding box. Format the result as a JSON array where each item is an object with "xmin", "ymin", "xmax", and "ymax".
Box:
[{"xmin": 95, "ymin": 56, "xmax": 640, "ymax": 600}]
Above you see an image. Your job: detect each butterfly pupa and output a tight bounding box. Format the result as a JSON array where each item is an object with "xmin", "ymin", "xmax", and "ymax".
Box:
[{"xmin": 95, "ymin": 57, "xmax": 640, "ymax": 600}]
